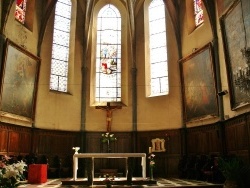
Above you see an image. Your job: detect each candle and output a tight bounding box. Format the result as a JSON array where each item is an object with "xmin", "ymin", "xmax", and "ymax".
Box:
[{"xmin": 149, "ymin": 147, "xmax": 152, "ymax": 153}]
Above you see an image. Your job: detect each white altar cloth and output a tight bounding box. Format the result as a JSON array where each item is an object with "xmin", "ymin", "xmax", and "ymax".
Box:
[{"xmin": 73, "ymin": 153, "xmax": 147, "ymax": 180}]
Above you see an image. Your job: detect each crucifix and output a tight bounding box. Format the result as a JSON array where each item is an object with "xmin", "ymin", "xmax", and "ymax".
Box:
[{"xmin": 96, "ymin": 102, "xmax": 122, "ymax": 132}]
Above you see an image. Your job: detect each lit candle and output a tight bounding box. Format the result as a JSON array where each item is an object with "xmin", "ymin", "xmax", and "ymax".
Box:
[{"xmin": 149, "ymin": 147, "xmax": 152, "ymax": 153}]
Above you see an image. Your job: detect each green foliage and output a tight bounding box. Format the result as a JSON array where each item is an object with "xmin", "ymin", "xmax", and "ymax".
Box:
[
  {"xmin": 0, "ymin": 155, "xmax": 27, "ymax": 188},
  {"xmin": 218, "ymin": 156, "xmax": 250, "ymax": 187},
  {"xmin": 101, "ymin": 132, "xmax": 117, "ymax": 143},
  {"xmin": 148, "ymin": 153, "xmax": 155, "ymax": 168},
  {"xmin": 218, "ymin": 157, "xmax": 242, "ymax": 181}
]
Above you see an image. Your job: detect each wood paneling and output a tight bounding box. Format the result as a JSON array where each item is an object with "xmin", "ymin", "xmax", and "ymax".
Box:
[
  {"xmin": 0, "ymin": 128, "xmax": 8, "ymax": 152},
  {"xmin": 37, "ymin": 134, "xmax": 52, "ymax": 154},
  {"xmin": 32, "ymin": 129, "xmax": 80, "ymax": 156},
  {"xmin": 187, "ymin": 124, "xmax": 222, "ymax": 155},
  {"xmin": 167, "ymin": 130, "xmax": 181, "ymax": 154},
  {"xmin": 0, "ymin": 123, "xmax": 32, "ymax": 155},
  {"xmin": 84, "ymin": 132, "xmax": 132, "ymax": 174},
  {"xmin": 20, "ymin": 132, "xmax": 32, "ymax": 154},
  {"xmin": 86, "ymin": 132, "xmax": 103, "ymax": 153},
  {"xmin": 137, "ymin": 130, "xmax": 182, "ymax": 177},
  {"xmin": 1, "ymin": 112, "xmax": 250, "ymax": 178},
  {"xmin": 225, "ymin": 117, "xmax": 247, "ymax": 150},
  {"xmin": 167, "ymin": 155, "xmax": 180, "ymax": 178},
  {"xmin": 224, "ymin": 115, "xmax": 249, "ymax": 163}
]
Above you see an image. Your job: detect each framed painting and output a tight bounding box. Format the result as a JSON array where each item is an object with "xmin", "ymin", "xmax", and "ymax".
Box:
[
  {"xmin": 220, "ymin": 0, "xmax": 250, "ymax": 109},
  {"xmin": 180, "ymin": 43, "xmax": 218, "ymax": 122},
  {"xmin": 0, "ymin": 39, "xmax": 40, "ymax": 122}
]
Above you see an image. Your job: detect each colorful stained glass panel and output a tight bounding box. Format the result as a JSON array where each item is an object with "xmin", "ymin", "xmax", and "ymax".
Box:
[
  {"xmin": 95, "ymin": 4, "xmax": 121, "ymax": 102},
  {"xmin": 194, "ymin": 0, "xmax": 204, "ymax": 26},
  {"xmin": 15, "ymin": 0, "xmax": 27, "ymax": 24}
]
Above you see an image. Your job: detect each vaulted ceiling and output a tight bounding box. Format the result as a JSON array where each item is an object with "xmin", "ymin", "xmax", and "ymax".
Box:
[{"xmin": 1, "ymin": 0, "xmax": 216, "ymax": 59}]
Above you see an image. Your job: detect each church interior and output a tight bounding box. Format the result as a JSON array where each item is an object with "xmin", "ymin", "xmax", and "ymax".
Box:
[{"xmin": 1, "ymin": 0, "xmax": 250, "ymax": 187}]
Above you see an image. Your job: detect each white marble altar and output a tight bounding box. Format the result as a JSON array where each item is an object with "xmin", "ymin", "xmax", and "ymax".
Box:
[{"xmin": 73, "ymin": 153, "xmax": 147, "ymax": 181}]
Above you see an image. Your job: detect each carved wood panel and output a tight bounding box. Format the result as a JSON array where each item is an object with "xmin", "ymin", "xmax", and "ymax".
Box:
[
  {"xmin": 187, "ymin": 124, "xmax": 222, "ymax": 155},
  {"xmin": 224, "ymin": 116, "xmax": 248, "ymax": 156},
  {"xmin": 1, "ymin": 113, "xmax": 250, "ymax": 178},
  {"xmin": 8, "ymin": 131, "xmax": 20, "ymax": 154},
  {"xmin": 167, "ymin": 130, "xmax": 181, "ymax": 154},
  {"xmin": 0, "ymin": 129, "xmax": 8, "ymax": 153},
  {"xmin": 20, "ymin": 132, "xmax": 32, "ymax": 154},
  {"xmin": 167, "ymin": 155, "xmax": 180, "ymax": 178}
]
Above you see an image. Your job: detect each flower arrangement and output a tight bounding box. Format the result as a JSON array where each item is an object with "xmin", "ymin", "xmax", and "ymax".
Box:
[
  {"xmin": 148, "ymin": 153, "xmax": 155, "ymax": 167},
  {"xmin": 101, "ymin": 132, "xmax": 117, "ymax": 143},
  {"xmin": 0, "ymin": 155, "xmax": 27, "ymax": 188},
  {"xmin": 148, "ymin": 153, "xmax": 155, "ymax": 180},
  {"xmin": 103, "ymin": 174, "xmax": 115, "ymax": 188},
  {"xmin": 101, "ymin": 132, "xmax": 117, "ymax": 153}
]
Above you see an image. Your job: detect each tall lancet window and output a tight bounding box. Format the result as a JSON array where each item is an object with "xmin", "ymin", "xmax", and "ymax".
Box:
[
  {"xmin": 194, "ymin": 0, "xmax": 204, "ymax": 26},
  {"xmin": 96, "ymin": 5, "xmax": 121, "ymax": 102},
  {"xmin": 50, "ymin": 0, "xmax": 72, "ymax": 92},
  {"xmin": 15, "ymin": 0, "xmax": 27, "ymax": 24},
  {"xmin": 148, "ymin": 0, "xmax": 169, "ymax": 96}
]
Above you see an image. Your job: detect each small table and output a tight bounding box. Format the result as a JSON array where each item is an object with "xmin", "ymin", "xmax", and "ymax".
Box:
[{"xmin": 73, "ymin": 153, "xmax": 146, "ymax": 181}]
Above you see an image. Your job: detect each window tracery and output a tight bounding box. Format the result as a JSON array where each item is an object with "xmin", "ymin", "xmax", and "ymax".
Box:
[
  {"xmin": 50, "ymin": 0, "xmax": 72, "ymax": 92},
  {"xmin": 95, "ymin": 4, "xmax": 121, "ymax": 102},
  {"xmin": 148, "ymin": 0, "xmax": 169, "ymax": 96},
  {"xmin": 194, "ymin": 0, "xmax": 204, "ymax": 26}
]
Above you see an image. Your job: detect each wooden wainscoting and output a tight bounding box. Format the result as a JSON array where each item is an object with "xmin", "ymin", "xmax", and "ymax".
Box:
[
  {"xmin": 224, "ymin": 115, "xmax": 250, "ymax": 163},
  {"xmin": 137, "ymin": 130, "xmax": 182, "ymax": 178},
  {"xmin": 85, "ymin": 132, "xmax": 132, "ymax": 177},
  {"xmin": 1, "ymin": 112, "xmax": 250, "ymax": 179},
  {"xmin": 0, "ymin": 123, "xmax": 32, "ymax": 156},
  {"xmin": 186, "ymin": 123, "xmax": 223, "ymax": 155}
]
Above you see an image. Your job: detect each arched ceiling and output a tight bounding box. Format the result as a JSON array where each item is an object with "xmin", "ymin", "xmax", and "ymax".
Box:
[{"xmin": 0, "ymin": 0, "xmax": 184, "ymax": 57}]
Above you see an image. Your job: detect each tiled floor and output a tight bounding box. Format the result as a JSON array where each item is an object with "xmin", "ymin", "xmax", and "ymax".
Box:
[{"xmin": 18, "ymin": 178, "xmax": 223, "ymax": 188}]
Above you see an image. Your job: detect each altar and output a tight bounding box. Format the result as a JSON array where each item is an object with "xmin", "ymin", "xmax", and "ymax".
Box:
[{"xmin": 73, "ymin": 153, "xmax": 147, "ymax": 182}]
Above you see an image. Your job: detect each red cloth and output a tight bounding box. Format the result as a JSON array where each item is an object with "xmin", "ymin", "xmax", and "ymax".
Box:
[{"xmin": 28, "ymin": 164, "xmax": 47, "ymax": 184}]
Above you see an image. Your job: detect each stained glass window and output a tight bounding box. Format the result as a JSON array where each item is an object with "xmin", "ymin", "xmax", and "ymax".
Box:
[
  {"xmin": 95, "ymin": 5, "xmax": 121, "ymax": 102},
  {"xmin": 15, "ymin": 0, "xmax": 27, "ymax": 24},
  {"xmin": 50, "ymin": 0, "xmax": 72, "ymax": 92},
  {"xmin": 148, "ymin": 0, "xmax": 169, "ymax": 96},
  {"xmin": 194, "ymin": 0, "xmax": 204, "ymax": 26}
]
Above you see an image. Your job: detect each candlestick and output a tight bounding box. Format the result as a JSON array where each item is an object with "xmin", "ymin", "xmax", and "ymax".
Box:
[{"xmin": 149, "ymin": 147, "xmax": 152, "ymax": 153}]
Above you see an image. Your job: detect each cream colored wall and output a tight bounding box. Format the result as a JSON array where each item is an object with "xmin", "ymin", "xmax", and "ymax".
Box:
[
  {"xmin": 181, "ymin": 2, "xmax": 213, "ymax": 59},
  {"xmin": 5, "ymin": 0, "xmax": 246, "ymax": 131},
  {"xmin": 1, "ymin": 1, "xmax": 42, "ymax": 127},
  {"xmin": 85, "ymin": 0, "xmax": 133, "ymax": 132},
  {"xmin": 136, "ymin": 1, "xmax": 183, "ymax": 131},
  {"xmin": 35, "ymin": 0, "xmax": 82, "ymax": 131},
  {"xmin": 180, "ymin": 0, "xmax": 219, "ymax": 128},
  {"xmin": 36, "ymin": 0, "xmax": 133, "ymax": 132},
  {"xmin": 70, "ymin": 0, "xmax": 183, "ymax": 132},
  {"xmin": 4, "ymin": 2, "xmax": 40, "ymax": 56},
  {"xmin": 1, "ymin": 0, "xmax": 183, "ymax": 131},
  {"xmin": 180, "ymin": 0, "xmax": 250, "ymax": 128}
]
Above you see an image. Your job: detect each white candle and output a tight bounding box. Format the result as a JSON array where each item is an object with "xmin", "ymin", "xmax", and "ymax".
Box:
[{"xmin": 149, "ymin": 147, "xmax": 152, "ymax": 153}]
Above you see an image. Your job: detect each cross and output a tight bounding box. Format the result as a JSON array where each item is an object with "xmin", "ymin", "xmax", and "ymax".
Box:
[{"xmin": 96, "ymin": 102, "xmax": 122, "ymax": 132}]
